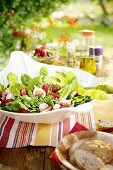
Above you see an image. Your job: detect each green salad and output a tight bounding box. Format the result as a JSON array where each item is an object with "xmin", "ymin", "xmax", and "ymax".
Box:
[{"xmin": 0, "ymin": 67, "xmax": 108, "ymax": 113}]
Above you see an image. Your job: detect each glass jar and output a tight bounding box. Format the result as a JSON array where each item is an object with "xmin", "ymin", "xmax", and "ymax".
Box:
[
  {"xmin": 73, "ymin": 40, "xmax": 82, "ymax": 68},
  {"xmin": 66, "ymin": 41, "xmax": 76, "ymax": 68},
  {"xmin": 79, "ymin": 29, "xmax": 96, "ymax": 75},
  {"xmin": 89, "ymin": 45, "xmax": 103, "ymax": 71}
]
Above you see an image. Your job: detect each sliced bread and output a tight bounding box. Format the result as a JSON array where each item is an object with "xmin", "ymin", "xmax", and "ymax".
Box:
[
  {"xmin": 73, "ymin": 148, "xmax": 105, "ymax": 170},
  {"xmin": 80, "ymin": 139, "xmax": 113, "ymax": 164},
  {"xmin": 69, "ymin": 138, "xmax": 91, "ymax": 157}
]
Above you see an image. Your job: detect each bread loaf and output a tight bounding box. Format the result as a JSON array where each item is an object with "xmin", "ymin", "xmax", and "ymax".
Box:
[{"xmin": 71, "ymin": 148, "xmax": 105, "ymax": 170}]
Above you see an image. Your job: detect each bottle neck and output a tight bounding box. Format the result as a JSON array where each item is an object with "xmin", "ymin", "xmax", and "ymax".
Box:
[{"xmin": 81, "ymin": 35, "xmax": 95, "ymax": 58}]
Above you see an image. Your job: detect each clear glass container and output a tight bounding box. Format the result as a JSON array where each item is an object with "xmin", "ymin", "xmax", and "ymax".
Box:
[
  {"xmin": 66, "ymin": 41, "xmax": 76, "ymax": 68},
  {"xmin": 79, "ymin": 29, "xmax": 96, "ymax": 75}
]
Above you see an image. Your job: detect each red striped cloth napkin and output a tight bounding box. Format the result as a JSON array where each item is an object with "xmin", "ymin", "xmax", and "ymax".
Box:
[{"xmin": 0, "ymin": 110, "xmax": 95, "ymax": 148}]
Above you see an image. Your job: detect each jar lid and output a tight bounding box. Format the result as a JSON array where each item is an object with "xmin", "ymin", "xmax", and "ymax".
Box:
[
  {"xmin": 80, "ymin": 29, "xmax": 95, "ymax": 36},
  {"xmin": 89, "ymin": 45, "xmax": 103, "ymax": 56}
]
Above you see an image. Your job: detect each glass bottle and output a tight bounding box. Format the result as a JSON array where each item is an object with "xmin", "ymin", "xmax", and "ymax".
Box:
[{"xmin": 79, "ymin": 29, "xmax": 96, "ymax": 75}]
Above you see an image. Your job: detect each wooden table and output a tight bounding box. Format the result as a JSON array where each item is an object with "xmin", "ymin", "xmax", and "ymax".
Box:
[{"xmin": 0, "ymin": 56, "xmax": 113, "ymax": 170}]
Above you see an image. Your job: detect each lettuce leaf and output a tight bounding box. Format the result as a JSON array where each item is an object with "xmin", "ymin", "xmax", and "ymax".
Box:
[
  {"xmin": 3, "ymin": 100, "xmax": 28, "ymax": 112},
  {"xmin": 9, "ymin": 83, "xmax": 25, "ymax": 96},
  {"xmin": 84, "ymin": 89, "xmax": 108, "ymax": 100},
  {"xmin": 94, "ymin": 85, "xmax": 113, "ymax": 94},
  {"xmin": 7, "ymin": 72, "xmax": 18, "ymax": 86},
  {"xmin": 50, "ymin": 70, "xmax": 77, "ymax": 87},
  {"xmin": 59, "ymin": 85, "xmax": 71, "ymax": 99},
  {"xmin": 40, "ymin": 67, "xmax": 48, "ymax": 77},
  {"xmin": 0, "ymin": 83, "xmax": 5, "ymax": 93},
  {"xmin": 59, "ymin": 79, "xmax": 79, "ymax": 99},
  {"xmin": 27, "ymin": 76, "xmax": 43, "ymax": 91},
  {"xmin": 56, "ymin": 70, "xmax": 76, "ymax": 86},
  {"xmin": 21, "ymin": 74, "xmax": 32, "ymax": 86}
]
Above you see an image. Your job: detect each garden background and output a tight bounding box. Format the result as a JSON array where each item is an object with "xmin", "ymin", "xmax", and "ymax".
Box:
[{"xmin": 0, "ymin": 0, "xmax": 113, "ymax": 70}]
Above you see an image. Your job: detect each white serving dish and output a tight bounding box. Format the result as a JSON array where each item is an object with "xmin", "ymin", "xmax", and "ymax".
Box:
[{"xmin": 0, "ymin": 51, "xmax": 100, "ymax": 123}]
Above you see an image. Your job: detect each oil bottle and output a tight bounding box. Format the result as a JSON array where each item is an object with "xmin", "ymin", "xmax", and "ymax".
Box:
[{"xmin": 79, "ymin": 29, "xmax": 96, "ymax": 75}]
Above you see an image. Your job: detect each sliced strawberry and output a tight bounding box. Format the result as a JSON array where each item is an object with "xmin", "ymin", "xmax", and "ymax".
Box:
[
  {"xmin": 50, "ymin": 92, "xmax": 60, "ymax": 99},
  {"xmin": 52, "ymin": 85, "xmax": 61, "ymax": 93},
  {"xmin": 20, "ymin": 88, "xmax": 28, "ymax": 96},
  {"xmin": 42, "ymin": 84, "xmax": 51, "ymax": 93},
  {"xmin": 2, "ymin": 99, "xmax": 11, "ymax": 104},
  {"xmin": 42, "ymin": 106, "xmax": 52, "ymax": 112},
  {"xmin": 18, "ymin": 109, "xmax": 29, "ymax": 113}
]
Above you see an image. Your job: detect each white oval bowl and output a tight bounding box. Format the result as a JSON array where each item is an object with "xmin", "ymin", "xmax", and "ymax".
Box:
[{"xmin": 0, "ymin": 51, "xmax": 100, "ymax": 123}]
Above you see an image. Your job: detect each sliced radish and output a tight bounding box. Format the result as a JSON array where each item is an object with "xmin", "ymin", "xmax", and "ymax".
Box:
[
  {"xmin": 20, "ymin": 88, "xmax": 28, "ymax": 96},
  {"xmin": 42, "ymin": 106, "xmax": 52, "ymax": 112},
  {"xmin": 33, "ymin": 86, "xmax": 46, "ymax": 98},
  {"xmin": 39, "ymin": 103, "xmax": 49, "ymax": 112},
  {"xmin": 6, "ymin": 92, "xmax": 15, "ymax": 100}
]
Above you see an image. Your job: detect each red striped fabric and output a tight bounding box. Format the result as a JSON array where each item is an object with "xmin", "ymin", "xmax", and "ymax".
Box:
[
  {"xmin": 0, "ymin": 116, "xmax": 8, "ymax": 137},
  {"xmin": 62, "ymin": 117, "xmax": 70, "ymax": 137},
  {"xmin": 27, "ymin": 123, "xmax": 35, "ymax": 145},
  {"xmin": 19, "ymin": 123, "xmax": 28, "ymax": 147},
  {"xmin": 13, "ymin": 122, "xmax": 22, "ymax": 147},
  {"xmin": 0, "ymin": 110, "xmax": 95, "ymax": 148},
  {"xmin": 88, "ymin": 111, "xmax": 93, "ymax": 130},
  {"xmin": 0, "ymin": 118, "xmax": 14, "ymax": 147},
  {"xmin": 58, "ymin": 121, "xmax": 62, "ymax": 142}
]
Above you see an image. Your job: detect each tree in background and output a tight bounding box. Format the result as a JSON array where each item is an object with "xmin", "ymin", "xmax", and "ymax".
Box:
[
  {"xmin": 92, "ymin": 0, "xmax": 113, "ymax": 17},
  {"xmin": 99, "ymin": 0, "xmax": 108, "ymax": 15},
  {"xmin": 0, "ymin": 0, "xmax": 74, "ymax": 60},
  {"xmin": 97, "ymin": 0, "xmax": 113, "ymax": 26}
]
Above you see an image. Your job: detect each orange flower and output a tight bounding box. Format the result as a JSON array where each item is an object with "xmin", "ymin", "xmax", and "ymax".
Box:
[
  {"xmin": 59, "ymin": 32, "xmax": 68, "ymax": 44},
  {"xmin": 67, "ymin": 17, "xmax": 78, "ymax": 25},
  {"xmin": 13, "ymin": 31, "xmax": 28, "ymax": 38}
]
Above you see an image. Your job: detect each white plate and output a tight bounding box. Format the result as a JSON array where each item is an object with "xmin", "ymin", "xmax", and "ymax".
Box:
[{"xmin": 0, "ymin": 51, "xmax": 100, "ymax": 123}]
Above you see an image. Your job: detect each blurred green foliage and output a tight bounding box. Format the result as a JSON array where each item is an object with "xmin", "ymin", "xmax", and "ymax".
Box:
[{"xmin": 0, "ymin": 0, "xmax": 74, "ymax": 67}]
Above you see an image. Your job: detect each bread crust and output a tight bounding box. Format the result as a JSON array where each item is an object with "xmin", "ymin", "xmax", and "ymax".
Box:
[{"xmin": 99, "ymin": 164, "xmax": 113, "ymax": 170}]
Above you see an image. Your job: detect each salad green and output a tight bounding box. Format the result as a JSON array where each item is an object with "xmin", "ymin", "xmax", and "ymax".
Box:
[
  {"xmin": 86, "ymin": 85, "xmax": 113, "ymax": 94},
  {"xmin": 0, "ymin": 67, "xmax": 108, "ymax": 113}
]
